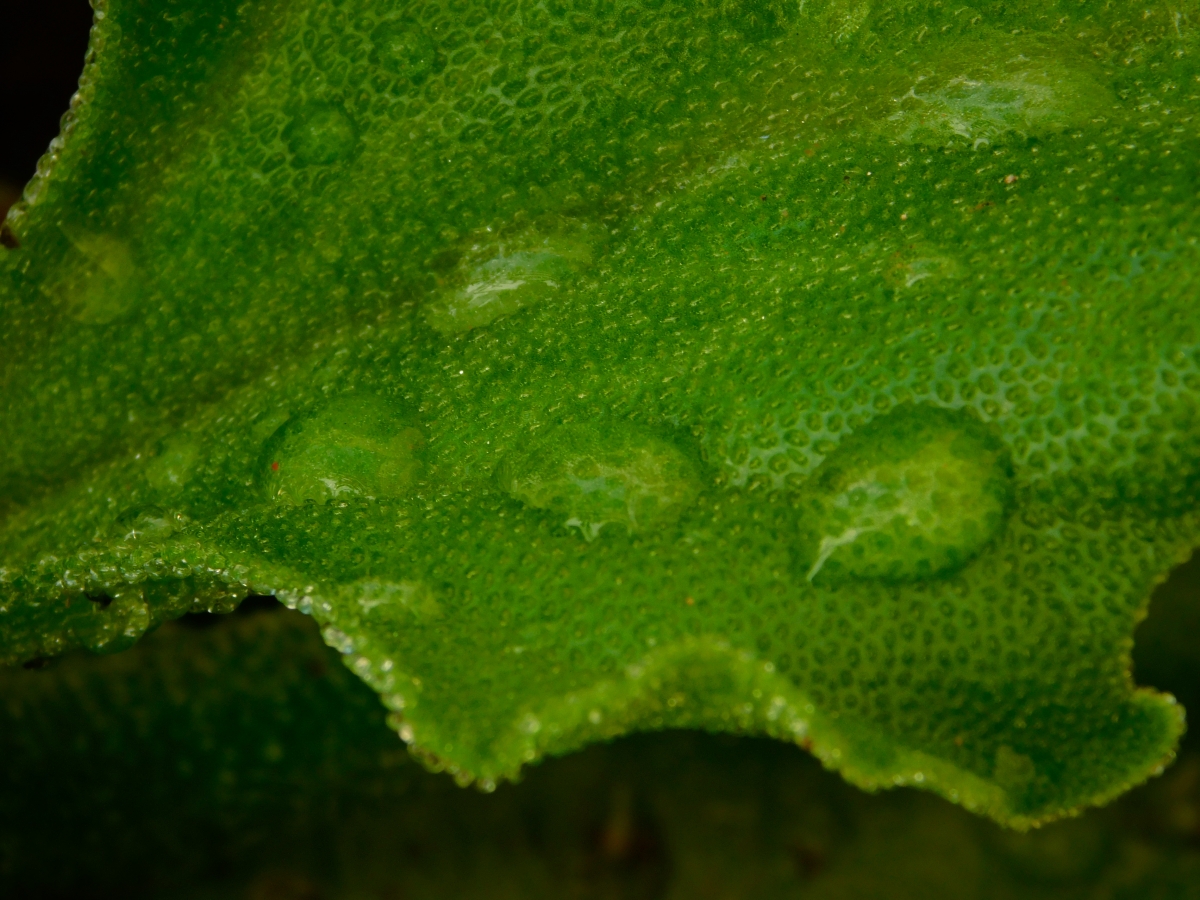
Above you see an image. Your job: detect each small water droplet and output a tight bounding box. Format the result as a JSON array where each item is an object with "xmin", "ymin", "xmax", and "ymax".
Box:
[
  {"xmin": 112, "ymin": 504, "xmax": 184, "ymax": 542},
  {"xmin": 261, "ymin": 394, "xmax": 424, "ymax": 504},
  {"xmin": 801, "ymin": 406, "xmax": 1011, "ymax": 583},
  {"xmin": 424, "ymin": 220, "xmax": 598, "ymax": 334},
  {"xmin": 351, "ymin": 578, "xmax": 442, "ymax": 621},
  {"xmin": 144, "ymin": 434, "xmax": 201, "ymax": 493},
  {"xmin": 285, "ymin": 102, "xmax": 359, "ymax": 166},
  {"xmin": 884, "ymin": 245, "xmax": 960, "ymax": 289},
  {"xmin": 498, "ymin": 422, "xmax": 701, "ymax": 539}
]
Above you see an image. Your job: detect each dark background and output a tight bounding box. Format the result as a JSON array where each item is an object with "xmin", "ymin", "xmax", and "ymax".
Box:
[{"xmin": 1, "ymin": 0, "xmax": 94, "ymax": 215}]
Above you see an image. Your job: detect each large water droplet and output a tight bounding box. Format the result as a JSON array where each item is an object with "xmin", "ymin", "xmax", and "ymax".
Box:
[
  {"xmin": 424, "ymin": 221, "xmax": 598, "ymax": 334},
  {"xmin": 498, "ymin": 423, "xmax": 701, "ymax": 539},
  {"xmin": 285, "ymin": 102, "xmax": 359, "ymax": 166},
  {"xmin": 261, "ymin": 394, "xmax": 424, "ymax": 504},
  {"xmin": 801, "ymin": 406, "xmax": 1011, "ymax": 583},
  {"xmin": 371, "ymin": 19, "xmax": 437, "ymax": 80}
]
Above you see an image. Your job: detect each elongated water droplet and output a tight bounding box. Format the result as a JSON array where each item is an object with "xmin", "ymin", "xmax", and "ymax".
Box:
[
  {"xmin": 261, "ymin": 394, "xmax": 424, "ymax": 504},
  {"xmin": 498, "ymin": 423, "xmax": 701, "ymax": 539},
  {"xmin": 884, "ymin": 36, "xmax": 1111, "ymax": 148},
  {"xmin": 801, "ymin": 406, "xmax": 1011, "ymax": 583}
]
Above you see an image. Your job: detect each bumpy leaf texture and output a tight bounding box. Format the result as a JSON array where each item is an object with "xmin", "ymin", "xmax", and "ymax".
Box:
[{"xmin": 1, "ymin": 0, "xmax": 1198, "ymax": 826}]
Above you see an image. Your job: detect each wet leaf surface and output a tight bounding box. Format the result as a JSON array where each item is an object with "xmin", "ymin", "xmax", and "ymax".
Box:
[{"xmin": 1, "ymin": 0, "xmax": 1199, "ymax": 824}]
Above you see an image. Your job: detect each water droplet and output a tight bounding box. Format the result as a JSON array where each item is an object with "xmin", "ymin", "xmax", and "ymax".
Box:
[
  {"xmin": 285, "ymin": 102, "xmax": 359, "ymax": 166},
  {"xmin": 371, "ymin": 19, "xmax": 437, "ymax": 81},
  {"xmin": 48, "ymin": 226, "xmax": 138, "ymax": 324},
  {"xmin": 261, "ymin": 394, "xmax": 424, "ymax": 504},
  {"xmin": 801, "ymin": 406, "xmax": 1011, "ymax": 583},
  {"xmin": 884, "ymin": 37, "xmax": 1111, "ymax": 148},
  {"xmin": 112, "ymin": 505, "xmax": 184, "ymax": 542},
  {"xmin": 144, "ymin": 434, "xmax": 201, "ymax": 493},
  {"xmin": 424, "ymin": 221, "xmax": 598, "ymax": 334},
  {"xmin": 884, "ymin": 245, "xmax": 960, "ymax": 289},
  {"xmin": 498, "ymin": 422, "xmax": 701, "ymax": 539},
  {"xmin": 351, "ymin": 578, "xmax": 442, "ymax": 621}
]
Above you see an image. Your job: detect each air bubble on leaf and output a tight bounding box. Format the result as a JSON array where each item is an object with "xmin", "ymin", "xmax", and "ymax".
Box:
[
  {"xmin": 371, "ymin": 19, "xmax": 437, "ymax": 81},
  {"xmin": 260, "ymin": 393, "xmax": 424, "ymax": 505},
  {"xmin": 497, "ymin": 422, "xmax": 701, "ymax": 540},
  {"xmin": 424, "ymin": 221, "xmax": 598, "ymax": 334},
  {"xmin": 801, "ymin": 406, "xmax": 1012, "ymax": 583},
  {"xmin": 884, "ymin": 35, "xmax": 1112, "ymax": 148},
  {"xmin": 47, "ymin": 225, "xmax": 138, "ymax": 324},
  {"xmin": 78, "ymin": 586, "xmax": 151, "ymax": 654},
  {"xmin": 285, "ymin": 102, "xmax": 359, "ymax": 166}
]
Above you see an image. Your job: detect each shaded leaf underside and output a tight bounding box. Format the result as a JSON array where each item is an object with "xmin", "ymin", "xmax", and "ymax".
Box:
[{"xmin": 1, "ymin": 0, "xmax": 1199, "ymax": 826}]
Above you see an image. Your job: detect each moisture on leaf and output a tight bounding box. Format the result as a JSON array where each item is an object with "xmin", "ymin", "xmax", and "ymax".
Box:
[{"xmin": 1, "ymin": 0, "xmax": 1199, "ymax": 828}]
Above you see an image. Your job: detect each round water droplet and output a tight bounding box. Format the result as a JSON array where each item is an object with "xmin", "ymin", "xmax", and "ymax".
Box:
[
  {"xmin": 371, "ymin": 19, "xmax": 437, "ymax": 80},
  {"xmin": 497, "ymin": 423, "xmax": 701, "ymax": 539},
  {"xmin": 285, "ymin": 102, "xmax": 359, "ymax": 166},
  {"xmin": 424, "ymin": 221, "xmax": 598, "ymax": 334},
  {"xmin": 800, "ymin": 406, "xmax": 1011, "ymax": 583},
  {"xmin": 261, "ymin": 394, "xmax": 424, "ymax": 504}
]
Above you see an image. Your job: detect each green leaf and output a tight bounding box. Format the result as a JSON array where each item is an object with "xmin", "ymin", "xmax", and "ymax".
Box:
[{"xmin": 2, "ymin": 0, "xmax": 1199, "ymax": 826}]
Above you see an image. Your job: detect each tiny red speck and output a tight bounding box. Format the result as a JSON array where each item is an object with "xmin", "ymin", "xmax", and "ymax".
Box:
[{"xmin": 271, "ymin": 461, "xmax": 279, "ymax": 471}]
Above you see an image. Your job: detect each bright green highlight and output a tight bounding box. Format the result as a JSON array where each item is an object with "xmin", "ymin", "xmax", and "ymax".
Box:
[{"xmin": 1, "ymin": 0, "xmax": 1199, "ymax": 828}]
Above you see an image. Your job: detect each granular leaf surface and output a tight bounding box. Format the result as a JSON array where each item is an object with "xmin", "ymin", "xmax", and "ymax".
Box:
[{"xmin": 2, "ymin": 0, "xmax": 1199, "ymax": 825}]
